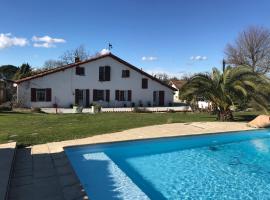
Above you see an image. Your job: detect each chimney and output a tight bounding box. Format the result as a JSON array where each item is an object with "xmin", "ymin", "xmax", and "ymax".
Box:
[{"xmin": 75, "ymin": 57, "xmax": 80, "ymax": 63}]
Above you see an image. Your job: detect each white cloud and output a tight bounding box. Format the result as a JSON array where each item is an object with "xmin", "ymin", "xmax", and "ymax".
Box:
[
  {"xmin": 100, "ymin": 48, "xmax": 110, "ymax": 55},
  {"xmin": 0, "ymin": 33, "xmax": 28, "ymax": 49},
  {"xmin": 32, "ymin": 35, "xmax": 66, "ymax": 48},
  {"xmin": 142, "ymin": 56, "xmax": 158, "ymax": 61},
  {"xmin": 190, "ymin": 55, "xmax": 207, "ymax": 61}
]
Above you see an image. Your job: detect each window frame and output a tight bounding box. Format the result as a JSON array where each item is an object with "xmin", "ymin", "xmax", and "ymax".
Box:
[
  {"xmin": 122, "ymin": 70, "xmax": 130, "ymax": 78},
  {"xmin": 93, "ymin": 89, "xmax": 110, "ymax": 102},
  {"xmin": 36, "ymin": 89, "xmax": 46, "ymax": 102},
  {"xmin": 99, "ymin": 66, "xmax": 111, "ymax": 81},
  {"xmin": 142, "ymin": 78, "xmax": 148, "ymax": 89},
  {"xmin": 75, "ymin": 66, "xmax": 85, "ymax": 76},
  {"xmin": 115, "ymin": 90, "xmax": 132, "ymax": 101}
]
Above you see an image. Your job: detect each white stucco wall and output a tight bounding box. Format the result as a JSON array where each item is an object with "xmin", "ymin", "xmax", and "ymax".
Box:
[{"xmin": 17, "ymin": 57, "xmax": 174, "ymax": 108}]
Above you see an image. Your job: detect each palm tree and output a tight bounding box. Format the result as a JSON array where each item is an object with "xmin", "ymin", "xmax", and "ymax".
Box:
[{"xmin": 180, "ymin": 66, "xmax": 270, "ymax": 121}]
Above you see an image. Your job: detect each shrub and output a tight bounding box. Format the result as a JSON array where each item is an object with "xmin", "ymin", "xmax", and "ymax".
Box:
[
  {"xmin": 167, "ymin": 109, "xmax": 175, "ymax": 113},
  {"xmin": 0, "ymin": 106, "xmax": 12, "ymax": 112},
  {"xmin": 92, "ymin": 103, "xmax": 102, "ymax": 113},
  {"xmin": 133, "ymin": 107, "xmax": 152, "ymax": 113}
]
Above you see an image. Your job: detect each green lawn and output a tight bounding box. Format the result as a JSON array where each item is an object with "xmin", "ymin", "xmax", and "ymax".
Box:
[{"xmin": 0, "ymin": 111, "xmax": 260, "ymax": 146}]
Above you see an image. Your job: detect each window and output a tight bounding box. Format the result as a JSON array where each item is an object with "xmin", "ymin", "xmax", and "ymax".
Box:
[
  {"xmin": 122, "ymin": 70, "xmax": 130, "ymax": 78},
  {"xmin": 115, "ymin": 90, "xmax": 131, "ymax": 101},
  {"xmin": 36, "ymin": 89, "xmax": 46, "ymax": 101},
  {"xmin": 99, "ymin": 66, "xmax": 111, "ymax": 81},
  {"xmin": 75, "ymin": 66, "xmax": 85, "ymax": 76},
  {"xmin": 31, "ymin": 88, "xmax": 51, "ymax": 102},
  {"xmin": 93, "ymin": 89, "xmax": 110, "ymax": 102},
  {"xmin": 142, "ymin": 78, "xmax": 148, "ymax": 89}
]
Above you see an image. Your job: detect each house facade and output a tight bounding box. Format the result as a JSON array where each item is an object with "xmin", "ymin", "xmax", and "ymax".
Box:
[
  {"xmin": 15, "ymin": 53, "xmax": 175, "ymax": 108},
  {"xmin": 169, "ymin": 80, "xmax": 187, "ymax": 102}
]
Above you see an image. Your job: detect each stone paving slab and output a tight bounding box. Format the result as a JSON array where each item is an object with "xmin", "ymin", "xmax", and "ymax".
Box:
[{"xmin": 0, "ymin": 142, "xmax": 16, "ymax": 200}]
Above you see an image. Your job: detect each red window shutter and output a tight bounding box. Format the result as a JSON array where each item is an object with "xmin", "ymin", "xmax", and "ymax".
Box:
[
  {"xmin": 153, "ymin": 91, "xmax": 157, "ymax": 102},
  {"xmin": 86, "ymin": 89, "xmax": 90, "ymax": 107},
  {"xmin": 99, "ymin": 67, "xmax": 104, "ymax": 81},
  {"xmin": 93, "ymin": 89, "xmax": 97, "ymax": 101},
  {"xmin": 106, "ymin": 90, "xmax": 110, "ymax": 102},
  {"xmin": 46, "ymin": 88, "xmax": 52, "ymax": 102},
  {"xmin": 115, "ymin": 90, "xmax": 119, "ymax": 101},
  {"xmin": 31, "ymin": 88, "xmax": 36, "ymax": 102},
  {"xmin": 142, "ymin": 78, "xmax": 148, "ymax": 89},
  {"xmin": 75, "ymin": 89, "xmax": 79, "ymax": 104},
  {"xmin": 76, "ymin": 67, "xmax": 80, "ymax": 75},
  {"xmin": 105, "ymin": 66, "xmax": 111, "ymax": 81},
  {"xmin": 120, "ymin": 91, "xmax": 125, "ymax": 101},
  {"xmin": 128, "ymin": 90, "xmax": 132, "ymax": 101}
]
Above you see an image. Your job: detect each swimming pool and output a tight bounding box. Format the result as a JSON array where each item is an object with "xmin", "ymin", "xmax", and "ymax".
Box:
[{"xmin": 65, "ymin": 129, "xmax": 270, "ymax": 200}]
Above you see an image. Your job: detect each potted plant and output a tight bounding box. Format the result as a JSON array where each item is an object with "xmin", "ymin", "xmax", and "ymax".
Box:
[
  {"xmin": 91, "ymin": 103, "xmax": 102, "ymax": 113},
  {"xmin": 73, "ymin": 104, "xmax": 83, "ymax": 113}
]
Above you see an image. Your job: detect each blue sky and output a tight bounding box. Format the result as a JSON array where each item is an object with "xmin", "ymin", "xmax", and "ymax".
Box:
[{"xmin": 0, "ymin": 0, "xmax": 270, "ymax": 77}]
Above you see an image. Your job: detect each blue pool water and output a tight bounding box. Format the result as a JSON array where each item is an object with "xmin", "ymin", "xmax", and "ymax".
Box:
[{"xmin": 65, "ymin": 129, "xmax": 270, "ymax": 200}]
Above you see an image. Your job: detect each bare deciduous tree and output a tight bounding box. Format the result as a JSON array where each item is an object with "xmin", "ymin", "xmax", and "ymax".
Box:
[
  {"xmin": 43, "ymin": 59, "xmax": 65, "ymax": 70},
  {"xmin": 152, "ymin": 72, "xmax": 170, "ymax": 83},
  {"xmin": 60, "ymin": 45, "xmax": 90, "ymax": 64},
  {"xmin": 225, "ymin": 26, "xmax": 270, "ymax": 74},
  {"xmin": 42, "ymin": 45, "xmax": 90, "ymax": 69}
]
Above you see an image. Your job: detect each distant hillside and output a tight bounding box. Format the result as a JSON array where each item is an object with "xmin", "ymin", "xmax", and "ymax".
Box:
[{"xmin": 0, "ymin": 65, "xmax": 19, "ymax": 80}]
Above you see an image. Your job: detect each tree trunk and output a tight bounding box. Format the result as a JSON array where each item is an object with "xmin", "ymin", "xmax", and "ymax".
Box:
[{"xmin": 217, "ymin": 109, "xmax": 234, "ymax": 121}]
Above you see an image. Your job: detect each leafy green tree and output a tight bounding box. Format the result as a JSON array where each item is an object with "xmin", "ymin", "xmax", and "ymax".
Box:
[
  {"xmin": 13, "ymin": 63, "xmax": 32, "ymax": 80},
  {"xmin": 0, "ymin": 65, "xmax": 18, "ymax": 79},
  {"xmin": 180, "ymin": 66, "xmax": 270, "ymax": 121}
]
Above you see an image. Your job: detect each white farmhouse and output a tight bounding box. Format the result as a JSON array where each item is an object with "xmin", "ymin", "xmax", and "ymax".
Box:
[{"xmin": 15, "ymin": 53, "xmax": 175, "ymax": 108}]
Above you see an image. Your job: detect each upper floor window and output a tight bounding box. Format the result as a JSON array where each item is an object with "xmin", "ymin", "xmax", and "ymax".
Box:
[
  {"xmin": 99, "ymin": 66, "xmax": 111, "ymax": 81},
  {"xmin": 122, "ymin": 70, "xmax": 130, "ymax": 78},
  {"xmin": 142, "ymin": 78, "xmax": 148, "ymax": 89},
  {"xmin": 76, "ymin": 66, "xmax": 85, "ymax": 76}
]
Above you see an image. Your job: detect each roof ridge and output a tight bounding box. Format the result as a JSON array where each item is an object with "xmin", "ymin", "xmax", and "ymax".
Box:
[{"xmin": 15, "ymin": 52, "xmax": 176, "ymax": 91}]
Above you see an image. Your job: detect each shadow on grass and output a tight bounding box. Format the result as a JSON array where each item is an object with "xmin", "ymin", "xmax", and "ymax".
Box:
[
  {"xmin": 234, "ymin": 114, "xmax": 257, "ymax": 122},
  {"xmin": 0, "ymin": 111, "xmax": 29, "ymax": 115}
]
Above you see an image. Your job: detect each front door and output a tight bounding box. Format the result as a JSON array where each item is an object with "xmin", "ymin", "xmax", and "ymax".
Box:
[
  {"xmin": 153, "ymin": 91, "xmax": 165, "ymax": 106},
  {"xmin": 75, "ymin": 89, "xmax": 90, "ymax": 107}
]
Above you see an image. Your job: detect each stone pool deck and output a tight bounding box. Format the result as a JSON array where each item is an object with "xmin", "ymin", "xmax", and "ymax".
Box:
[{"xmin": 7, "ymin": 122, "xmax": 256, "ymax": 200}]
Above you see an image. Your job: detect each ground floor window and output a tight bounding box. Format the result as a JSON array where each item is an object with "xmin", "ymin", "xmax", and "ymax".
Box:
[
  {"xmin": 93, "ymin": 89, "xmax": 110, "ymax": 102},
  {"xmin": 36, "ymin": 89, "xmax": 46, "ymax": 101},
  {"xmin": 115, "ymin": 90, "xmax": 131, "ymax": 101},
  {"xmin": 31, "ymin": 88, "xmax": 51, "ymax": 102}
]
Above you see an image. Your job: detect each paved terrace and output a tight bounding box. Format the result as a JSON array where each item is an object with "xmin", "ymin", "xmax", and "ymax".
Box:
[{"xmin": 7, "ymin": 122, "xmax": 255, "ymax": 200}]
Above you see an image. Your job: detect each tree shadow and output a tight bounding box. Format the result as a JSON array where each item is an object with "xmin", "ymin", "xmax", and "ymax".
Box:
[{"xmin": 234, "ymin": 114, "xmax": 257, "ymax": 122}]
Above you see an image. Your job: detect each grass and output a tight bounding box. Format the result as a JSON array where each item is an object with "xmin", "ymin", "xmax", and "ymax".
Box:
[{"xmin": 0, "ymin": 111, "xmax": 260, "ymax": 146}]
